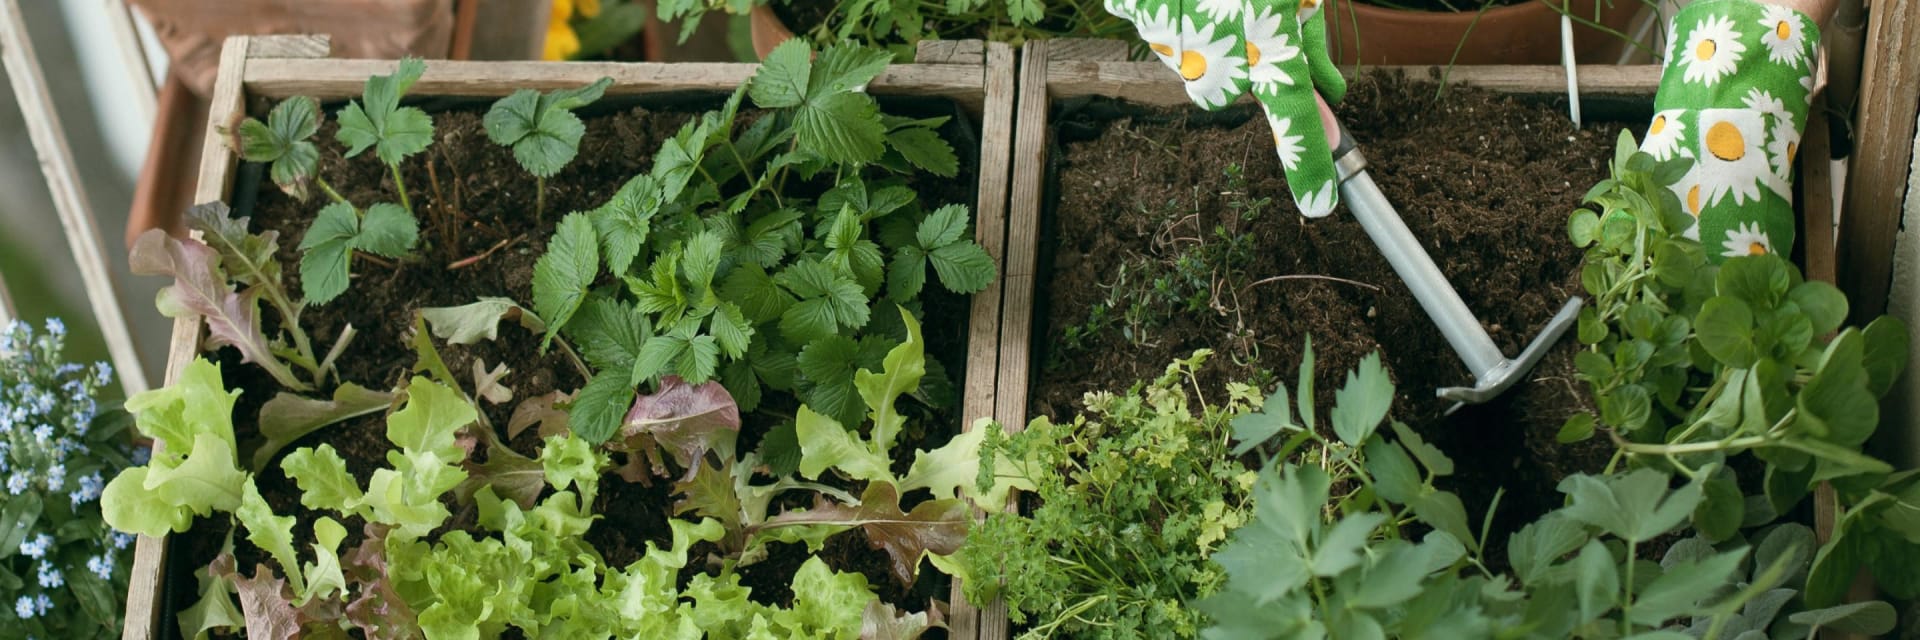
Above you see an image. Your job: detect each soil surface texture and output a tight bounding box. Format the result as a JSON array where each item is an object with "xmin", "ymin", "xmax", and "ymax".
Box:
[
  {"xmin": 1034, "ymin": 73, "xmax": 1637, "ymax": 562},
  {"xmin": 164, "ymin": 97, "xmax": 975, "ymax": 635}
]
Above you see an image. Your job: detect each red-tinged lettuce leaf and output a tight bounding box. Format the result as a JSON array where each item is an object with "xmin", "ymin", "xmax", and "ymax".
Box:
[
  {"xmin": 342, "ymin": 524, "xmax": 418, "ymax": 640},
  {"xmin": 509, "ymin": 391, "xmax": 572, "ymax": 440},
  {"xmin": 619, "ymin": 376, "xmax": 742, "ymax": 479},
  {"xmin": 861, "ymin": 600, "xmax": 945, "ymax": 640},
  {"xmin": 457, "ymin": 425, "xmax": 546, "ymax": 509},
  {"xmin": 211, "ymin": 557, "xmax": 302, "ymax": 640},
  {"xmin": 131, "ymin": 228, "xmax": 309, "ymax": 390},
  {"xmin": 760, "ymin": 482, "xmax": 969, "ymax": 586},
  {"xmin": 472, "ymin": 359, "xmax": 514, "ymax": 405},
  {"xmin": 252, "ymin": 383, "xmax": 396, "ymax": 471}
]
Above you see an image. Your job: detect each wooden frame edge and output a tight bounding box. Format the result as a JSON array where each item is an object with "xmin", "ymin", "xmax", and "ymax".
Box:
[
  {"xmin": 131, "ymin": 35, "xmax": 1007, "ymax": 640},
  {"xmin": 1043, "ymin": 60, "xmax": 1663, "ymax": 105}
]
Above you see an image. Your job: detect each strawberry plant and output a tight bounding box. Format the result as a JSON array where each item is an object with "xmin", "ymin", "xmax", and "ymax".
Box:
[
  {"xmin": 537, "ymin": 40, "xmax": 994, "ymax": 443},
  {"xmin": 483, "ymin": 77, "xmax": 614, "ymax": 221}
]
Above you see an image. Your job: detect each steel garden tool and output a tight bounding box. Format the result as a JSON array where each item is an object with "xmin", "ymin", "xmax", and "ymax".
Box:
[{"xmin": 1328, "ymin": 120, "xmax": 1584, "ymax": 411}]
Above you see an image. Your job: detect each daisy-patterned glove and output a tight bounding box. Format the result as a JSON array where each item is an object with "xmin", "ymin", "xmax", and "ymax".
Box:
[
  {"xmin": 1643, "ymin": 0, "xmax": 1819, "ymax": 261},
  {"xmin": 1105, "ymin": 0, "xmax": 1348, "ymax": 217}
]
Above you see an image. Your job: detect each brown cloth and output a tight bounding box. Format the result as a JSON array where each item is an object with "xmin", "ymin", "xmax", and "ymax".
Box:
[{"xmin": 129, "ymin": 0, "xmax": 457, "ymax": 97}]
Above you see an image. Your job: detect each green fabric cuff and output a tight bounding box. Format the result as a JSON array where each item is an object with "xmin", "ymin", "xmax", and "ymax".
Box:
[{"xmin": 1645, "ymin": 0, "xmax": 1820, "ymax": 261}]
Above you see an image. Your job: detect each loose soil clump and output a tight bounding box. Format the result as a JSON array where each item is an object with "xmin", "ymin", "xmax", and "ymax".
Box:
[{"xmin": 1034, "ymin": 73, "xmax": 1636, "ymax": 561}]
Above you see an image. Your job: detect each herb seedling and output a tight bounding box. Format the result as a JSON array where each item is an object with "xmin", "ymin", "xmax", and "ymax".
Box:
[
  {"xmin": 233, "ymin": 96, "xmax": 345, "ymax": 203},
  {"xmin": 484, "ymin": 77, "xmax": 613, "ymax": 221},
  {"xmin": 335, "ymin": 57, "xmax": 434, "ymax": 216},
  {"xmin": 296, "ymin": 201, "xmax": 420, "ymax": 304}
]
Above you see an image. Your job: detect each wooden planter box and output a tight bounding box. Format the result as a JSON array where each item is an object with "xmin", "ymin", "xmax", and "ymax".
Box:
[
  {"xmin": 985, "ymin": 39, "xmax": 1860, "ymax": 640},
  {"xmin": 995, "ymin": 37, "xmax": 1666, "ymax": 447},
  {"xmin": 125, "ymin": 34, "xmax": 1018, "ymax": 640}
]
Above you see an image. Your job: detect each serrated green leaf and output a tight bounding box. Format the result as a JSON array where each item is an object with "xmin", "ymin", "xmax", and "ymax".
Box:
[
  {"xmin": 1558, "ymin": 469, "xmax": 1703, "ymax": 543},
  {"xmin": 928, "ymin": 242, "xmax": 994, "ymax": 294},
  {"xmin": 886, "ymin": 245, "xmax": 929, "ymax": 302},
  {"xmin": 888, "ymin": 126, "xmax": 958, "ymax": 177},
  {"xmin": 569, "ymin": 370, "xmax": 637, "ymax": 444},
  {"xmin": 794, "ymin": 405, "xmax": 890, "ymax": 482},
  {"xmin": 749, "ymin": 39, "xmax": 812, "ymax": 108},
  {"xmin": 1331, "ymin": 352, "xmax": 1393, "ymax": 447},
  {"xmin": 336, "ymin": 58, "xmax": 434, "ymax": 166},
  {"xmin": 795, "ymin": 91, "xmax": 887, "ymax": 165},
  {"xmin": 814, "ymin": 44, "xmax": 892, "ymax": 95},
  {"xmin": 235, "ymin": 479, "xmax": 307, "ymax": 595},
  {"xmin": 591, "ymin": 174, "xmax": 661, "ymax": 275},
  {"xmin": 532, "ymin": 212, "xmax": 600, "ymax": 346},
  {"xmin": 721, "ymin": 262, "xmax": 796, "ymax": 323},
  {"xmin": 778, "ymin": 260, "xmax": 870, "ymax": 343},
  {"xmin": 709, "ymin": 302, "xmax": 754, "ymax": 359},
  {"xmin": 353, "ymin": 203, "xmax": 419, "ymax": 257}
]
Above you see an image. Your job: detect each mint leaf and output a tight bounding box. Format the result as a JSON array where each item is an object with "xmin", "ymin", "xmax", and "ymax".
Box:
[{"xmin": 533, "ymin": 212, "xmax": 600, "ymax": 346}]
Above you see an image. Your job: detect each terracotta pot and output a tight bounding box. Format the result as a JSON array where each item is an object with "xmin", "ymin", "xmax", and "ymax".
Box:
[
  {"xmin": 749, "ymin": 5, "xmax": 796, "ymax": 59},
  {"xmin": 1323, "ymin": 0, "xmax": 1647, "ymax": 65}
]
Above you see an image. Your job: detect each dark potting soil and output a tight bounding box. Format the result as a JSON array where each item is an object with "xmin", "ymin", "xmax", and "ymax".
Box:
[
  {"xmin": 1034, "ymin": 73, "xmax": 1638, "ymax": 563},
  {"xmin": 164, "ymin": 99, "xmax": 977, "ymax": 633},
  {"xmin": 1363, "ymin": 0, "xmax": 1533, "ymax": 13}
]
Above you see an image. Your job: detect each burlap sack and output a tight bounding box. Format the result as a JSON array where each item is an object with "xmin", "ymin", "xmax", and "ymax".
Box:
[{"xmin": 129, "ymin": 0, "xmax": 457, "ymax": 97}]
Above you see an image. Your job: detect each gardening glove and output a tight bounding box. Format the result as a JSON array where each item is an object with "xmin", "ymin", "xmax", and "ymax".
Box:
[
  {"xmin": 1642, "ymin": 0, "xmax": 1819, "ymax": 261},
  {"xmin": 1105, "ymin": 0, "xmax": 1349, "ymax": 217}
]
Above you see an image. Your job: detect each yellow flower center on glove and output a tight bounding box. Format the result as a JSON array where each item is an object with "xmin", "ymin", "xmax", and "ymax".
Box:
[
  {"xmin": 1247, "ymin": 42, "xmax": 1262, "ymax": 66},
  {"xmin": 1749, "ymin": 242, "xmax": 1767, "ymax": 255},
  {"xmin": 1650, "ymin": 115, "xmax": 1667, "ymax": 135},
  {"xmin": 1776, "ymin": 20, "xmax": 1791, "ymax": 40},
  {"xmin": 1696, "ymin": 39, "xmax": 1716, "ymax": 61},
  {"xmin": 1707, "ymin": 121, "xmax": 1745, "ymax": 161},
  {"xmin": 1180, "ymin": 51, "xmax": 1208, "ymax": 81}
]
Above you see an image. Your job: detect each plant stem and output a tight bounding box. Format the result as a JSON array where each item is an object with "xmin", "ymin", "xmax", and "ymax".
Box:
[
  {"xmin": 1621, "ymin": 538, "xmax": 1638, "ymax": 635},
  {"xmin": 315, "ymin": 176, "xmax": 349, "ymax": 204},
  {"xmin": 1614, "ymin": 434, "xmax": 1770, "ymax": 455},
  {"xmin": 536, "ymin": 175, "xmax": 547, "ymax": 223},
  {"xmin": 390, "ymin": 163, "xmax": 414, "ymax": 215}
]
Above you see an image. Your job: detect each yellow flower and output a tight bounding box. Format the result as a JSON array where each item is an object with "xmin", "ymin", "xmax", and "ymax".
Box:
[{"xmin": 546, "ymin": 0, "xmax": 583, "ymax": 60}]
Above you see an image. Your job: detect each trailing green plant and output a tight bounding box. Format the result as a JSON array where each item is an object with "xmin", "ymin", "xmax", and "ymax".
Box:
[
  {"xmin": 537, "ymin": 40, "xmax": 993, "ymax": 442},
  {"xmin": 955, "ymin": 349, "xmax": 1256, "ymax": 639},
  {"xmin": 1199, "ymin": 342, "xmax": 1896, "ymax": 639},
  {"xmin": 1563, "ymin": 130, "xmax": 1920, "ymax": 607},
  {"xmin": 484, "ymin": 77, "xmax": 614, "ymax": 221},
  {"xmin": 1055, "ymin": 164, "xmax": 1268, "ymax": 364},
  {"xmin": 0, "ymin": 320, "xmax": 136, "ymax": 639}
]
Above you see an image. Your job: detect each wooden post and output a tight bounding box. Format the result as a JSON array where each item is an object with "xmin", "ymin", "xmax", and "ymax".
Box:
[
  {"xmin": 1837, "ymin": 0, "xmax": 1920, "ymax": 323},
  {"xmin": 103, "ymin": 0, "xmax": 158, "ymax": 122},
  {"xmin": 0, "ymin": 0, "xmax": 150, "ymax": 396},
  {"xmin": 0, "ymin": 270, "xmax": 14, "ymax": 328}
]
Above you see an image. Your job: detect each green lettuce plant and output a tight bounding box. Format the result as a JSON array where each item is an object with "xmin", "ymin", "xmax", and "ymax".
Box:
[
  {"xmin": 0, "ymin": 320, "xmax": 136, "ymax": 639},
  {"xmin": 537, "ymin": 40, "xmax": 993, "ymax": 442}
]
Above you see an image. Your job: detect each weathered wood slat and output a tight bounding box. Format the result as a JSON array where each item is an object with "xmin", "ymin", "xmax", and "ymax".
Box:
[
  {"xmin": 242, "ymin": 58, "xmax": 989, "ymax": 113},
  {"xmin": 946, "ymin": 40, "xmax": 1017, "ymax": 640},
  {"xmin": 1044, "ymin": 61, "xmax": 1662, "ymax": 104},
  {"xmin": 995, "ymin": 40, "xmax": 1049, "ymax": 437},
  {"xmin": 0, "ymin": 0, "xmax": 150, "ymax": 396},
  {"xmin": 1802, "ymin": 99, "xmax": 1836, "ymax": 287},
  {"xmin": 0, "ymin": 270, "xmax": 14, "ymax": 327},
  {"xmin": 246, "ymin": 33, "xmax": 332, "ymax": 59},
  {"xmin": 1838, "ymin": 0, "xmax": 1920, "ymax": 322}
]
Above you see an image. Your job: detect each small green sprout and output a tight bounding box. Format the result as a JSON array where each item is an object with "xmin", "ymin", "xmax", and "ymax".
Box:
[
  {"xmin": 484, "ymin": 77, "xmax": 614, "ymax": 221},
  {"xmin": 234, "ymin": 96, "xmax": 348, "ymax": 203},
  {"xmin": 297, "ymin": 202, "xmax": 420, "ymax": 304},
  {"xmin": 336, "ymin": 57, "xmax": 434, "ymax": 216}
]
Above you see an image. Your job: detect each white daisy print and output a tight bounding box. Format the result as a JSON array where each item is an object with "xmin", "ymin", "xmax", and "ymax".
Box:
[
  {"xmin": 1297, "ymin": 0, "xmax": 1324, "ymax": 21},
  {"xmin": 1695, "ymin": 109, "xmax": 1776, "ymax": 207},
  {"xmin": 1103, "ymin": 0, "xmax": 1131, "ymax": 20},
  {"xmin": 1172, "ymin": 17, "xmax": 1248, "ymax": 109},
  {"xmin": 1757, "ymin": 5, "xmax": 1808, "ymax": 67},
  {"xmin": 1268, "ymin": 111, "xmax": 1306, "ymax": 171},
  {"xmin": 1297, "ymin": 180, "xmax": 1337, "ymax": 218},
  {"xmin": 1196, "ymin": 0, "xmax": 1244, "ymax": 23},
  {"xmin": 1766, "ymin": 117, "xmax": 1800, "ymax": 179},
  {"xmin": 1721, "ymin": 221, "xmax": 1774, "ymax": 257},
  {"xmin": 1136, "ymin": 5, "xmax": 1181, "ymax": 70},
  {"xmin": 1741, "ymin": 88, "xmax": 1788, "ymax": 123},
  {"xmin": 1640, "ymin": 110, "xmax": 1690, "ymax": 161},
  {"xmin": 1680, "ymin": 15, "xmax": 1747, "ymax": 87},
  {"xmin": 1244, "ymin": 7, "xmax": 1301, "ymax": 93},
  {"xmin": 1800, "ymin": 74, "xmax": 1816, "ymax": 105}
]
